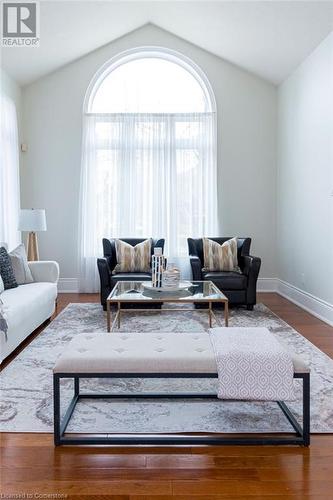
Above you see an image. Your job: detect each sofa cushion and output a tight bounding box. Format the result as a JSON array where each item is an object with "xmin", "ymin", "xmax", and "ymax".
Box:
[
  {"xmin": 0, "ymin": 282, "xmax": 57, "ymax": 363},
  {"xmin": 202, "ymin": 271, "xmax": 247, "ymax": 290},
  {"xmin": 0, "ymin": 247, "xmax": 18, "ymax": 290},
  {"xmin": 1, "ymin": 282, "xmax": 57, "ymax": 331}
]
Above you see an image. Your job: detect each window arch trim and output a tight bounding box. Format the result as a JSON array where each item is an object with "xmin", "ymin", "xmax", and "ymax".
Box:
[{"xmin": 84, "ymin": 46, "xmax": 216, "ymax": 114}]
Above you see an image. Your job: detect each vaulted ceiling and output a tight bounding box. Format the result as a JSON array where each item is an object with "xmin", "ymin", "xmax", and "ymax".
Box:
[{"xmin": 2, "ymin": 1, "xmax": 333, "ymax": 86}]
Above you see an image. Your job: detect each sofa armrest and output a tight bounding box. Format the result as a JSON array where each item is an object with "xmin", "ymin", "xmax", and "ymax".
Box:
[
  {"xmin": 243, "ymin": 255, "xmax": 261, "ymax": 305},
  {"xmin": 28, "ymin": 261, "xmax": 60, "ymax": 283},
  {"xmin": 189, "ymin": 255, "xmax": 202, "ymax": 280}
]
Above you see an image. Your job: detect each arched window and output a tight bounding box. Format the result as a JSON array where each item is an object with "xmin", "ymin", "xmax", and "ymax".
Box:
[
  {"xmin": 89, "ymin": 55, "xmax": 212, "ymax": 113},
  {"xmin": 79, "ymin": 48, "xmax": 218, "ymax": 291}
]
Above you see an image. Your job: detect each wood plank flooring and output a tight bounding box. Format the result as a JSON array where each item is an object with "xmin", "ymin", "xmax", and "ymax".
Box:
[{"xmin": 1, "ymin": 293, "xmax": 333, "ymax": 499}]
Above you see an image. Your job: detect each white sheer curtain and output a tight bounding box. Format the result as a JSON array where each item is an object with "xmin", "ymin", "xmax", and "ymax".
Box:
[
  {"xmin": 0, "ymin": 95, "xmax": 20, "ymax": 249},
  {"xmin": 79, "ymin": 111, "xmax": 217, "ymax": 291}
]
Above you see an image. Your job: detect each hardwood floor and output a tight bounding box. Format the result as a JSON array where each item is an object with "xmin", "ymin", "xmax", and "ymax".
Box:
[{"xmin": 1, "ymin": 293, "xmax": 333, "ymax": 499}]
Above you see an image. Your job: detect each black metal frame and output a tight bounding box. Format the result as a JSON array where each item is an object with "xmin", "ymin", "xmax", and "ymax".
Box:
[{"xmin": 53, "ymin": 372, "xmax": 310, "ymax": 447}]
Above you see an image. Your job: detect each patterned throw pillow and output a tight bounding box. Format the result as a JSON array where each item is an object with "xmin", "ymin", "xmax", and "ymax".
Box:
[
  {"xmin": 203, "ymin": 237, "xmax": 239, "ymax": 272},
  {"xmin": 113, "ymin": 239, "xmax": 152, "ymax": 274},
  {"xmin": 0, "ymin": 247, "xmax": 18, "ymax": 289}
]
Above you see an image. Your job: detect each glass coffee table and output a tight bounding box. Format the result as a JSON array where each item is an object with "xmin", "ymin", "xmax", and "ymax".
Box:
[{"xmin": 106, "ymin": 280, "xmax": 228, "ymax": 332}]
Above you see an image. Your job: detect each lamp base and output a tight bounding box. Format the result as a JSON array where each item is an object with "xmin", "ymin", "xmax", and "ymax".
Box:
[{"xmin": 27, "ymin": 232, "xmax": 39, "ymax": 261}]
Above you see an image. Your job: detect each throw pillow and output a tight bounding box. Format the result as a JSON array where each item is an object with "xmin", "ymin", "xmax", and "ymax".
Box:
[
  {"xmin": 203, "ymin": 237, "xmax": 239, "ymax": 272},
  {"xmin": 0, "ymin": 275, "xmax": 4, "ymax": 294},
  {"xmin": 9, "ymin": 243, "xmax": 34, "ymax": 285},
  {"xmin": 113, "ymin": 239, "xmax": 152, "ymax": 274},
  {"xmin": 0, "ymin": 247, "xmax": 18, "ymax": 289}
]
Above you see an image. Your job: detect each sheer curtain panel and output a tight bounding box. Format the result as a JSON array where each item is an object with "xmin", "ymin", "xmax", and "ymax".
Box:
[
  {"xmin": 78, "ymin": 112, "xmax": 218, "ymax": 291},
  {"xmin": 0, "ymin": 95, "xmax": 20, "ymax": 249}
]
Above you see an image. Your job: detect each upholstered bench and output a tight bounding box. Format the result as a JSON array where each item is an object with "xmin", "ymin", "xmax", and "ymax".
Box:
[{"xmin": 53, "ymin": 332, "xmax": 310, "ymax": 446}]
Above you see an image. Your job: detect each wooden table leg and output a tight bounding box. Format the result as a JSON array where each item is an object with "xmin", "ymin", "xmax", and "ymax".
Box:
[
  {"xmin": 107, "ymin": 301, "xmax": 111, "ymax": 332},
  {"xmin": 224, "ymin": 300, "xmax": 229, "ymax": 327},
  {"xmin": 209, "ymin": 302, "xmax": 212, "ymax": 328}
]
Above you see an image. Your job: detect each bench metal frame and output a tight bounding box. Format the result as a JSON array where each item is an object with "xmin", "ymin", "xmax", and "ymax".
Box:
[{"xmin": 53, "ymin": 372, "xmax": 310, "ymax": 447}]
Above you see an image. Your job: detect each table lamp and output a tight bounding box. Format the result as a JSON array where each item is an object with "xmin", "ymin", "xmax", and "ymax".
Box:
[{"xmin": 18, "ymin": 209, "xmax": 47, "ymax": 261}]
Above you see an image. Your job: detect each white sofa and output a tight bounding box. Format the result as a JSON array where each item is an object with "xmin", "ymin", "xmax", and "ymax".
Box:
[{"xmin": 0, "ymin": 260, "xmax": 59, "ymax": 363}]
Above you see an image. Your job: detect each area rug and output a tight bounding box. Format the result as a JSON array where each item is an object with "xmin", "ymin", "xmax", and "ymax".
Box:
[{"xmin": 1, "ymin": 303, "xmax": 332, "ymax": 433}]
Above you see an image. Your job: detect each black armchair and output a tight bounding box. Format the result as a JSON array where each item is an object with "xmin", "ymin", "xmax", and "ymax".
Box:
[
  {"xmin": 187, "ymin": 237, "xmax": 261, "ymax": 310},
  {"xmin": 97, "ymin": 238, "xmax": 165, "ymax": 310}
]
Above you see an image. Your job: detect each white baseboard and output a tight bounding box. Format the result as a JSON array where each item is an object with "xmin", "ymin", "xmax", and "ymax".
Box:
[
  {"xmin": 276, "ymin": 279, "xmax": 333, "ymax": 327},
  {"xmin": 257, "ymin": 278, "xmax": 278, "ymax": 292},
  {"xmin": 58, "ymin": 278, "xmax": 79, "ymax": 293},
  {"xmin": 257, "ymin": 278, "xmax": 333, "ymax": 326}
]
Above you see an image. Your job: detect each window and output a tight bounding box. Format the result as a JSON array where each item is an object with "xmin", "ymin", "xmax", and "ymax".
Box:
[
  {"xmin": 79, "ymin": 48, "xmax": 218, "ymax": 291},
  {"xmin": 90, "ymin": 57, "xmax": 209, "ymax": 113}
]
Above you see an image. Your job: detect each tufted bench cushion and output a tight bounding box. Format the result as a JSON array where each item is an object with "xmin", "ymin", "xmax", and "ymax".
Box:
[{"xmin": 53, "ymin": 331, "xmax": 309, "ymax": 375}]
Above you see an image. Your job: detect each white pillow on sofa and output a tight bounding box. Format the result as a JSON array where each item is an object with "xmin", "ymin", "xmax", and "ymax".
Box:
[{"xmin": 9, "ymin": 244, "xmax": 34, "ymax": 285}]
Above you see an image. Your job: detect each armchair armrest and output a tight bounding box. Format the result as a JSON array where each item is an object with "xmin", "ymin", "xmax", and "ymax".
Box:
[
  {"xmin": 97, "ymin": 257, "xmax": 112, "ymax": 279},
  {"xmin": 97, "ymin": 258, "xmax": 112, "ymax": 307},
  {"xmin": 242, "ymin": 255, "xmax": 261, "ymax": 305},
  {"xmin": 242, "ymin": 255, "xmax": 261, "ymax": 277},
  {"xmin": 189, "ymin": 255, "xmax": 202, "ymax": 280},
  {"xmin": 28, "ymin": 261, "xmax": 59, "ymax": 283}
]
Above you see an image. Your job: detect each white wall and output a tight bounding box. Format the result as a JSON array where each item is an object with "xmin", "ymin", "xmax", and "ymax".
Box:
[
  {"xmin": 277, "ymin": 32, "xmax": 333, "ymax": 311},
  {"xmin": 1, "ymin": 69, "xmax": 21, "ymax": 109},
  {"xmin": 21, "ymin": 24, "xmax": 277, "ymax": 289}
]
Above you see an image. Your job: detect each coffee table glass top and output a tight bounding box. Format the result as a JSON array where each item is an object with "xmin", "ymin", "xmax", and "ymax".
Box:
[{"xmin": 107, "ymin": 280, "xmax": 227, "ymax": 302}]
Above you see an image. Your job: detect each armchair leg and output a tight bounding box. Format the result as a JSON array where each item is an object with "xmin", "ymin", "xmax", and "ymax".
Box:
[{"xmin": 247, "ymin": 304, "xmax": 254, "ymax": 311}]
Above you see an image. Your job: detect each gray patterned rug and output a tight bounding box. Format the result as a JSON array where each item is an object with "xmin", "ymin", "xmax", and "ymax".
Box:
[{"xmin": 1, "ymin": 303, "xmax": 332, "ymax": 433}]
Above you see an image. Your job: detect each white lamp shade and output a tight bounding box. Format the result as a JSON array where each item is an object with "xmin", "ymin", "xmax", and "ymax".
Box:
[{"xmin": 19, "ymin": 209, "xmax": 47, "ymax": 232}]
